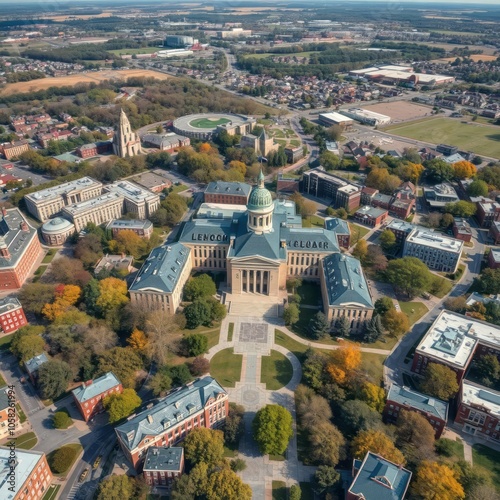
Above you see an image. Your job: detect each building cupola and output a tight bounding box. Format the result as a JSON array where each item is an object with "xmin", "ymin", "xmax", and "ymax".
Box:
[{"xmin": 247, "ymin": 170, "xmax": 274, "ymax": 234}]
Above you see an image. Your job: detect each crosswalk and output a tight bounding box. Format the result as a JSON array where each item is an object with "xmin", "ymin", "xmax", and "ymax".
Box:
[{"xmin": 66, "ymin": 483, "xmax": 80, "ymax": 500}]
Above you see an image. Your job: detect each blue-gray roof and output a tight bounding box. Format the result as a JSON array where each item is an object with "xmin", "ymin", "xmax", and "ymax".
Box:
[
  {"xmin": 143, "ymin": 447, "xmax": 183, "ymax": 472},
  {"xmin": 107, "ymin": 219, "xmax": 153, "ymax": 231},
  {"xmin": 349, "ymin": 452, "xmax": 412, "ymax": 500},
  {"xmin": 355, "ymin": 205, "xmax": 388, "ymax": 219},
  {"xmin": 204, "ymin": 181, "xmax": 251, "ymax": 197},
  {"xmin": 129, "ymin": 242, "xmax": 190, "ymax": 294},
  {"xmin": 72, "ymin": 372, "xmax": 121, "ymax": 403},
  {"xmin": 179, "ymin": 218, "xmax": 233, "ymax": 245},
  {"xmin": 322, "ymin": 253, "xmax": 373, "ymax": 308},
  {"xmin": 25, "ymin": 353, "xmax": 48, "ymax": 376},
  {"xmin": 116, "ymin": 377, "xmax": 226, "ymax": 451},
  {"xmin": 282, "ymin": 226, "xmax": 340, "ymax": 253},
  {"xmin": 0, "ymin": 208, "xmax": 39, "ymax": 271},
  {"xmin": 0, "ymin": 386, "xmax": 9, "ymax": 412},
  {"xmin": 387, "ymin": 383, "xmax": 448, "ymax": 421},
  {"xmin": 324, "ymin": 217, "xmax": 350, "ymax": 235}
]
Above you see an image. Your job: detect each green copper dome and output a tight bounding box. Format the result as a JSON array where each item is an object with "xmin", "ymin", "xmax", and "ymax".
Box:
[{"xmin": 248, "ymin": 170, "xmax": 273, "ymax": 211}]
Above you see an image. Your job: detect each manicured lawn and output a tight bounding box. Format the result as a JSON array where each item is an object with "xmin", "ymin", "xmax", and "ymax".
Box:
[
  {"xmin": 183, "ymin": 325, "xmax": 220, "ymax": 349},
  {"xmin": 275, "ymin": 329, "xmax": 309, "ymax": 361},
  {"xmin": 431, "ymin": 275, "xmax": 453, "ymax": 298},
  {"xmin": 16, "ymin": 404, "xmax": 27, "ymax": 424},
  {"xmin": 13, "ymin": 432, "xmax": 38, "ymax": 450},
  {"xmin": 261, "ymin": 350, "xmax": 293, "ymax": 390},
  {"xmin": 289, "ymin": 139, "xmax": 301, "ymax": 147},
  {"xmin": 399, "ymin": 301, "xmax": 429, "ymax": 326},
  {"xmin": 472, "ymin": 444, "xmax": 500, "ymax": 490},
  {"xmin": 170, "ymin": 183, "xmax": 188, "ymax": 195},
  {"xmin": 0, "ymin": 333, "xmax": 13, "ymax": 351},
  {"xmin": 47, "ymin": 443, "xmax": 82, "ymax": 475},
  {"xmin": 297, "ymin": 281, "xmax": 322, "ymax": 306},
  {"xmin": 302, "ymin": 214, "xmax": 324, "ymax": 228},
  {"xmin": 385, "ymin": 117, "xmax": 500, "ymax": 158},
  {"xmin": 210, "ymin": 348, "xmax": 242, "ymax": 388},
  {"xmin": 42, "ymin": 249, "xmax": 57, "ymax": 264},
  {"xmin": 42, "ymin": 485, "xmax": 60, "ymax": 500},
  {"xmin": 190, "ymin": 117, "xmax": 231, "ymax": 128},
  {"xmin": 227, "ymin": 322, "xmax": 234, "ymax": 342},
  {"xmin": 33, "ymin": 265, "xmax": 47, "ymax": 281},
  {"xmin": 349, "ymin": 223, "xmax": 370, "ymax": 244},
  {"xmin": 272, "ymin": 481, "xmax": 287, "ymax": 500},
  {"xmin": 360, "ymin": 353, "xmax": 386, "ymax": 385},
  {"xmin": 436, "ymin": 437, "xmax": 464, "ymax": 460}
]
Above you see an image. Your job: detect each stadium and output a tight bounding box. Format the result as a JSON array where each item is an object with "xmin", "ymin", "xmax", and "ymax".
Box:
[{"xmin": 172, "ymin": 113, "xmax": 256, "ymax": 139}]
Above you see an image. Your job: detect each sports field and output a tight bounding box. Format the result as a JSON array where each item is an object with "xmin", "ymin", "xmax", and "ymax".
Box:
[
  {"xmin": 190, "ymin": 117, "xmax": 231, "ymax": 128},
  {"xmin": 385, "ymin": 117, "xmax": 500, "ymax": 159}
]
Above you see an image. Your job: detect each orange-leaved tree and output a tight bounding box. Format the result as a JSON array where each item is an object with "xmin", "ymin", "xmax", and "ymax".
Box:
[
  {"xmin": 351, "ymin": 430, "xmax": 405, "ymax": 465},
  {"xmin": 412, "ymin": 461, "xmax": 465, "ymax": 500},
  {"xmin": 453, "ymin": 160, "xmax": 477, "ymax": 180},
  {"xmin": 326, "ymin": 343, "xmax": 361, "ymax": 386}
]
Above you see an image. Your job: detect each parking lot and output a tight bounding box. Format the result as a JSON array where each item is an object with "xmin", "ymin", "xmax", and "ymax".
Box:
[{"xmin": 0, "ymin": 160, "xmax": 52, "ymax": 203}]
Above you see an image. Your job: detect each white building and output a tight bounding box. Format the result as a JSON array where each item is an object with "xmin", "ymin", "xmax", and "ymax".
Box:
[
  {"xmin": 340, "ymin": 108, "xmax": 391, "ymax": 126},
  {"xmin": 104, "ymin": 180, "xmax": 160, "ymax": 219}
]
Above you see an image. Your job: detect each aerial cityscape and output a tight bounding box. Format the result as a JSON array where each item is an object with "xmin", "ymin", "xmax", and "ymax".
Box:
[{"xmin": 0, "ymin": 0, "xmax": 499, "ymax": 499}]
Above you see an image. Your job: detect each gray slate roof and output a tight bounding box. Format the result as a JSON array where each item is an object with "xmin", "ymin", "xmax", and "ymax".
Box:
[
  {"xmin": 72, "ymin": 372, "xmax": 121, "ymax": 403},
  {"xmin": 349, "ymin": 452, "xmax": 412, "ymax": 500},
  {"xmin": 129, "ymin": 242, "xmax": 190, "ymax": 294},
  {"xmin": 282, "ymin": 226, "xmax": 340, "ymax": 253},
  {"xmin": 179, "ymin": 218, "xmax": 233, "ymax": 245},
  {"xmin": 324, "ymin": 217, "xmax": 350, "ymax": 235},
  {"xmin": 0, "ymin": 386, "xmax": 9, "ymax": 412},
  {"xmin": 116, "ymin": 377, "xmax": 226, "ymax": 451},
  {"xmin": 143, "ymin": 446, "xmax": 183, "ymax": 472},
  {"xmin": 387, "ymin": 383, "xmax": 449, "ymax": 420},
  {"xmin": 25, "ymin": 353, "xmax": 48, "ymax": 376},
  {"xmin": 322, "ymin": 253, "xmax": 373, "ymax": 308},
  {"xmin": 204, "ymin": 181, "xmax": 251, "ymax": 197}
]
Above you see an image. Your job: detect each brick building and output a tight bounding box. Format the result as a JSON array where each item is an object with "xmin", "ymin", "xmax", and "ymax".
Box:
[
  {"xmin": 476, "ymin": 201, "xmax": 500, "ymax": 228},
  {"xmin": 490, "ymin": 221, "xmax": 500, "ymax": 245},
  {"xmin": 0, "ymin": 208, "xmax": 43, "ymax": 291},
  {"xmin": 324, "ymin": 217, "xmax": 350, "ymax": 248},
  {"xmin": 204, "ymin": 181, "xmax": 251, "ymax": 205},
  {"xmin": 384, "ymin": 383, "xmax": 448, "ymax": 438},
  {"xmin": 488, "ymin": 248, "xmax": 500, "ymax": 270},
  {"xmin": 75, "ymin": 140, "xmax": 113, "ymax": 159},
  {"xmin": 453, "ymin": 218, "xmax": 472, "ymax": 243},
  {"xmin": 71, "ymin": 372, "xmax": 122, "ymax": 422},
  {"xmin": 0, "ymin": 447, "xmax": 53, "ymax": 500},
  {"xmin": 115, "ymin": 377, "xmax": 228, "ymax": 468},
  {"xmin": 106, "ymin": 219, "xmax": 154, "ymax": 240},
  {"xmin": 25, "ymin": 353, "xmax": 48, "ymax": 385},
  {"xmin": 0, "ymin": 297, "xmax": 27, "ymax": 334},
  {"xmin": 0, "ymin": 140, "xmax": 30, "ymax": 160},
  {"xmin": 353, "ymin": 206, "xmax": 388, "ymax": 227},
  {"xmin": 143, "ymin": 447, "xmax": 184, "ymax": 487},
  {"xmin": 276, "ymin": 173, "xmax": 300, "ymax": 195}
]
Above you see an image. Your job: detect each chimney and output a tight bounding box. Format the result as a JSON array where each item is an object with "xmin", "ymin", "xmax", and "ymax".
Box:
[
  {"xmin": 20, "ymin": 221, "xmax": 28, "ymax": 232},
  {"xmin": 0, "ymin": 238, "xmax": 9, "ymax": 260},
  {"xmin": 1, "ymin": 207, "xmax": 6, "ymax": 217},
  {"xmin": 84, "ymin": 380, "xmax": 93, "ymax": 387}
]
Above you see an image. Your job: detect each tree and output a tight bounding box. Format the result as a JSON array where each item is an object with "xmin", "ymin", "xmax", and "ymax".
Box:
[
  {"xmin": 97, "ymin": 475, "xmax": 137, "ymax": 500},
  {"xmin": 381, "ymin": 309, "xmax": 409, "ymax": 337},
  {"xmin": 184, "ymin": 300, "xmax": 212, "ymax": 329},
  {"xmin": 363, "ymin": 315, "xmax": 384, "ymax": 343},
  {"xmin": 412, "ymin": 461, "xmax": 465, "ymax": 500},
  {"xmin": 224, "ymin": 403, "xmax": 245, "ymax": 445},
  {"xmin": 340, "ymin": 400, "xmax": 383, "ymax": 437},
  {"xmin": 361, "ymin": 382, "xmax": 386, "ymax": 412},
  {"xmin": 184, "ymin": 334, "xmax": 208, "ymax": 356},
  {"xmin": 50, "ymin": 445, "xmax": 80, "ymax": 474},
  {"xmin": 290, "ymin": 484, "xmax": 301, "ymax": 500},
  {"xmin": 183, "ymin": 428, "xmax": 225, "ymax": 466},
  {"xmin": 170, "ymin": 364, "xmax": 193, "ymax": 387},
  {"xmin": 309, "ymin": 311, "xmax": 329, "ymax": 339},
  {"xmin": 206, "ymin": 468, "xmax": 252, "ymax": 500},
  {"xmin": 385, "ymin": 257, "xmax": 433, "ymax": 298},
  {"xmin": 253, "ymin": 404, "xmax": 293, "ymax": 455},
  {"xmin": 467, "ymin": 484, "xmax": 500, "ymax": 500},
  {"xmin": 320, "ymin": 150, "xmax": 341, "ymax": 170},
  {"xmin": 453, "ymin": 160, "xmax": 477, "ymax": 179},
  {"xmin": 189, "ymin": 356, "xmax": 210, "ymax": 377},
  {"xmin": 473, "ymin": 354, "xmax": 500, "ymax": 386},
  {"xmin": 352, "ymin": 239, "xmax": 368, "ymax": 262},
  {"xmin": 98, "ymin": 347, "xmax": 143, "ymax": 389},
  {"xmin": 53, "ymin": 411, "xmax": 72, "ymax": 429},
  {"xmin": 308, "ymin": 421, "xmax": 345, "ymax": 466},
  {"xmin": 374, "ymin": 297, "xmax": 395, "ymax": 316},
  {"xmin": 445, "ymin": 200, "xmax": 476, "ymax": 218},
  {"xmin": 42, "ymin": 256, "xmax": 91, "ymax": 287},
  {"xmin": 18, "ymin": 283, "xmax": 56, "ymax": 315},
  {"xmin": 82, "ymin": 278, "xmax": 101, "ymax": 316},
  {"xmin": 335, "ymin": 316, "xmax": 351, "ymax": 338},
  {"xmin": 148, "ymin": 366, "xmax": 172, "ymax": 397},
  {"xmin": 420, "ymin": 362, "xmax": 459, "ymax": 400},
  {"xmin": 380, "ymin": 229, "xmax": 396, "ymax": 251},
  {"xmin": 38, "ymin": 360, "xmax": 72, "ymax": 400},
  {"xmin": 302, "ymin": 351, "xmax": 327, "ymax": 391},
  {"xmin": 351, "ymin": 430, "xmax": 405, "ymax": 464},
  {"xmin": 75, "ymin": 233, "xmax": 103, "ymax": 268},
  {"xmin": 424, "ymin": 158, "xmax": 454, "ymax": 183},
  {"xmin": 283, "ymin": 303, "xmax": 299, "ymax": 326},
  {"xmin": 396, "ymin": 410, "xmax": 436, "ymax": 465},
  {"xmin": 313, "ymin": 465, "xmax": 340, "ymax": 495},
  {"xmin": 366, "ymin": 167, "xmax": 402, "ymax": 194},
  {"xmin": 96, "ymin": 277, "xmax": 129, "ymax": 319},
  {"xmin": 10, "ymin": 326, "xmax": 45, "ymax": 361},
  {"xmin": 127, "ymin": 328, "xmax": 148, "ymax": 353},
  {"xmin": 103, "ymin": 388, "xmax": 141, "ymax": 423},
  {"xmin": 183, "ymin": 274, "xmax": 216, "ymax": 301},
  {"xmin": 326, "ymin": 124, "xmax": 343, "ymax": 142},
  {"xmin": 467, "ymin": 179, "xmax": 489, "ymax": 197},
  {"xmin": 475, "ymin": 268, "xmax": 500, "ymax": 295},
  {"xmin": 327, "ymin": 343, "xmax": 361, "ymax": 386},
  {"xmin": 444, "ymin": 296, "xmax": 467, "ymax": 313},
  {"xmin": 110, "ymin": 230, "xmax": 146, "ymax": 258},
  {"xmin": 230, "ymin": 458, "xmax": 247, "ymax": 472},
  {"xmin": 144, "ymin": 309, "xmax": 180, "ymax": 365},
  {"xmin": 42, "ymin": 284, "xmax": 81, "ymax": 321},
  {"xmin": 296, "ymin": 386, "xmax": 332, "ymax": 428}
]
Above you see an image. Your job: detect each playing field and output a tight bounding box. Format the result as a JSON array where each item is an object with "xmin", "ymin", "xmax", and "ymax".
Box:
[
  {"xmin": 385, "ymin": 117, "xmax": 500, "ymax": 159},
  {"xmin": 189, "ymin": 117, "xmax": 231, "ymax": 128}
]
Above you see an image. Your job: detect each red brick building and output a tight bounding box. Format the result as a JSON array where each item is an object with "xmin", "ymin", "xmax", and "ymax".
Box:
[
  {"xmin": 277, "ymin": 173, "xmax": 300, "ymax": 194},
  {"xmin": 72, "ymin": 372, "xmax": 122, "ymax": 422},
  {"xmin": 204, "ymin": 181, "xmax": 251, "ymax": 205},
  {"xmin": 453, "ymin": 218, "xmax": 472, "ymax": 243},
  {"xmin": 384, "ymin": 383, "xmax": 448, "ymax": 438},
  {"xmin": 0, "ymin": 207, "xmax": 43, "ymax": 291},
  {"xmin": 489, "ymin": 249, "xmax": 500, "ymax": 270},
  {"xmin": 354, "ymin": 206, "xmax": 388, "ymax": 227},
  {"xmin": 476, "ymin": 201, "xmax": 500, "ymax": 228},
  {"xmin": 325, "ymin": 217, "xmax": 351, "ymax": 249},
  {"xmin": 116, "ymin": 377, "xmax": 228, "ymax": 468},
  {"xmin": 75, "ymin": 140, "xmax": 113, "ymax": 159},
  {"xmin": 0, "ymin": 297, "xmax": 27, "ymax": 334},
  {"xmin": 490, "ymin": 221, "xmax": 500, "ymax": 245},
  {"xmin": 143, "ymin": 447, "xmax": 184, "ymax": 487}
]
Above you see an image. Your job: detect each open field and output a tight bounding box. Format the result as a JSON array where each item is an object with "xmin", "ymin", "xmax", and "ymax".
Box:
[
  {"xmin": 242, "ymin": 51, "xmax": 315, "ymax": 60},
  {"xmin": 362, "ymin": 101, "xmax": 433, "ymax": 123},
  {"xmin": 472, "ymin": 444, "xmax": 500, "ymax": 490},
  {"xmin": 0, "ymin": 69, "xmax": 172, "ymax": 96},
  {"xmin": 210, "ymin": 348, "xmax": 242, "ymax": 388},
  {"xmin": 107, "ymin": 47, "xmax": 161, "ymax": 56},
  {"xmin": 190, "ymin": 117, "xmax": 231, "ymax": 128},
  {"xmin": 385, "ymin": 117, "xmax": 500, "ymax": 158},
  {"xmin": 434, "ymin": 54, "xmax": 498, "ymax": 63},
  {"xmin": 261, "ymin": 350, "xmax": 293, "ymax": 390}
]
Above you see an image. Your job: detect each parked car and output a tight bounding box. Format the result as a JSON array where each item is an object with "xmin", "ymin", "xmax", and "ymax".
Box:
[
  {"xmin": 93, "ymin": 456, "xmax": 102, "ymax": 470},
  {"xmin": 79, "ymin": 468, "xmax": 90, "ymax": 482}
]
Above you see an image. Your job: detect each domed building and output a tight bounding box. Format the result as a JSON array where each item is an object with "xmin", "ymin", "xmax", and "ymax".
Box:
[
  {"xmin": 41, "ymin": 217, "xmax": 75, "ymax": 246},
  {"xmin": 130, "ymin": 174, "xmax": 374, "ymax": 333}
]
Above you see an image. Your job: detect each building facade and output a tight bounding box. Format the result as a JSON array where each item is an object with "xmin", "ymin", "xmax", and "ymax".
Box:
[
  {"xmin": 453, "ymin": 218, "xmax": 472, "ymax": 243},
  {"xmin": 0, "ymin": 208, "xmax": 43, "ymax": 291},
  {"xmin": 104, "ymin": 180, "xmax": 160, "ymax": 220},
  {"xmin": 240, "ymin": 130, "xmax": 279, "ymax": 157},
  {"xmin": 0, "ymin": 385, "xmax": 19, "ymax": 438},
  {"xmin": 0, "ymin": 140, "xmax": 30, "ymax": 160},
  {"xmin": 113, "ymin": 109, "xmax": 141, "ymax": 158},
  {"xmin": 106, "ymin": 219, "xmax": 153, "ymax": 240},
  {"xmin": 0, "ymin": 297, "xmax": 27, "ymax": 335},
  {"xmin": 143, "ymin": 447, "xmax": 184, "ymax": 487},
  {"xmin": 75, "ymin": 140, "xmax": 113, "ymax": 159},
  {"xmin": 40, "ymin": 217, "xmax": 75, "ymax": 246},
  {"xmin": 490, "ymin": 221, "xmax": 500, "ymax": 245},
  {"xmin": 204, "ymin": 181, "xmax": 251, "ymax": 205},
  {"xmin": 353, "ymin": 206, "xmax": 388, "ymax": 227},
  {"xmin": 116, "ymin": 377, "xmax": 228, "ymax": 467},
  {"xmin": 25, "ymin": 354, "xmax": 48, "ymax": 385},
  {"xmin": 71, "ymin": 372, "xmax": 122, "ymax": 422},
  {"xmin": 477, "ymin": 201, "xmax": 500, "ymax": 228}
]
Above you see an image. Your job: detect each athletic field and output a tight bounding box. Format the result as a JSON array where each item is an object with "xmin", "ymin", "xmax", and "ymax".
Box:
[
  {"xmin": 385, "ymin": 117, "xmax": 500, "ymax": 159},
  {"xmin": 190, "ymin": 117, "xmax": 231, "ymax": 128}
]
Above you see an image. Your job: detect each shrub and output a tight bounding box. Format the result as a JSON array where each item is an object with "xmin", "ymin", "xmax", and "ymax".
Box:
[
  {"xmin": 184, "ymin": 333, "xmax": 208, "ymax": 356},
  {"xmin": 189, "ymin": 356, "xmax": 210, "ymax": 376},
  {"xmin": 53, "ymin": 411, "xmax": 72, "ymax": 429},
  {"xmin": 230, "ymin": 458, "xmax": 247, "ymax": 472},
  {"xmin": 49, "ymin": 445, "xmax": 79, "ymax": 474}
]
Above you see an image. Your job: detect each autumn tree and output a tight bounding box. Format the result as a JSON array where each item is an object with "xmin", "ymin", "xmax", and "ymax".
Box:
[
  {"xmin": 360, "ymin": 382, "xmax": 385, "ymax": 412},
  {"xmin": 351, "ymin": 430, "xmax": 405, "ymax": 464},
  {"xmin": 205, "ymin": 467, "xmax": 252, "ymax": 500},
  {"xmin": 42, "ymin": 284, "xmax": 81, "ymax": 321},
  {"xmin": 412, "ymin": 461, "xmax": 465, "ymax": 500},
  {"xmin": 42, "ymin": 255, "xmax": 91, "ymax": 286},
  {"xmin": 253, "ymin": 404, "xmax": 293, "ymax": 455},
  {"xmin": 10, "ymin": 325, "xmax": 45, "ymax": 362},
  {"xmin": 420, "ymin": 362, "xmax": 459, "ymax": 400},
  {"xmin": 127, "ymin": 328, "xmax": 148, "ymax": 353},
  {"xmin": 189, "ymin": 356, "xmax": 210, "ymax": 377},
  {"xmin": 352, "ymin": 239, "xmax": 368, "ymax": 262},
  {"xmin": 103, "ymin": 388, "xmax": 141, "ymax": 423},
  {"xmin": 308, "ymin": 421, "xmax": 345, "ymax": 466},
  {"xmin": 98, "ymin": 347, "xmax": 143, "ymax": 389},
  {"xmin": 183, "ymin": 428, "xmax": 225, "ymax": 466},
  {"xmin": 224, "ymin": 403, "xmax": 245, "ymax": 445},
  {"xmin": 326, "ymin": 343, "xmax": 361, "ymax": 386},
  {"xmin": 296, "ymin": 385, "xmax": 332, "ymax": 428},
  {"xmin": 109, "ymin": 229, "xmax": 146, "ymax": 259},
  {"xmin": 396, "ymin": 410, "xmax": 436, "ymax": 465},
  {"xmin": 145, "ymin": 309, "xmax": 180, "ymax": 364},
  {"xmin": 18, "ymin": 283, "xmax": 56, "ymax": 315},
  {"xmin": 366, "ymin": 167, "xmax": 401, "ymax": 194},
  {"xmin": 453, "ymin": 160, "xmax": 477, "ymax": 179},
  {"xmin": 381, "ymin": 309, "xmax": 410, "ymax": 337},
  {"xmin": 97, "ymin": 475, "xmax": 138, "ymax": 500}
]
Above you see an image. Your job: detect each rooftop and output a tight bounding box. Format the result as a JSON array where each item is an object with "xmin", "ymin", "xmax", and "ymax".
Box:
[
  {"xmin": 355, "ymin": 205, "xmax": 388, "ymax": 219},
  {"xmin": 105, "ymin": 180, "xmax": 158, "ymax": 202},
  {"xmin": 406, "ymin": 228, "xmax": 463, "ymax": 254},
  {"xmin": 62, "ymin": 192, "xmax": 124, "ymax": 216},
  {"xmin": 143, "ymin": 446, "xmax": 184, "ymax": 472},
  {"xmin": 106, "ymin": 219, "xmax": 153, "ymax": 231},
  {"xmin": 319, "ymin": 111, "xmax": 353, "ymax": 123},
  {"xmin": 25, "ymin": 353, "xmax": 48, "ymax": 375},
  {"xmin": 348, "ymin": 451, "xmax": 412, "ymax": 500},
  {"xmin": 490, "ymin": 248, "xmax": 500, "ymax": 263},
  {"xmin": 41, "ymin": 217, "xmax": 74, "ymax": 234},
  {"xmin": 387, "ymin": 383, "xmax": 448, "ymax": 421},
  {"xmin": 386, "ymin": 219, "xmax": 426, "ymax": 234},
  {"xmin": 324, "ymin": 217, "xmax": 350, "ymax": 235},
  {"xmin": 0, "ymin": 448, "xmax": 46, "ymax": 499},
  {"xmin": 303, "ymin": 168, "xmax": 361, "ymax": 191},
  {"xmin": 116, "ymin": 377, "xmax": 226, "ymax": 451},
  {"xmin": 461, "ymin": 380, "xmax": 500, "ymax": 419},
  {"xmin": 197, "ymin": 202, "xmax": 247, "ymax": 219},
  {"xmin": 94, "ymin": 254, "xmax": 134, "ymax": 276},
  {"xmin": 129, "ymin": 242, "xmax": 190, "ymax": 294},
  {"xmin": 204, "ymin": 181, "xmax": 251, "ymax": 197},
  {"xmin": 0, "ymin": 296, "xmax": 22, "ymax": 315},
  {"xmin": 72, "ymin": 372, "xmax": 121, "ymax": 403},
  {"xmin": 25, "ymin": 176, "xmax": 101, "ymax": 203},
  {"xmin": 322, "ymin": 253, "xmax": 373, "ymax": 309}
]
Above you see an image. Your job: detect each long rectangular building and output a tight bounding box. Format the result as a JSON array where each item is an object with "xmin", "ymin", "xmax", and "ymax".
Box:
[
  {"xmin": 24, "ymin": 177, "xmax": 102, "ymax": 222},
  {"xmin": 104, "ymin": 180, "xmax": 160, "ymax": 219}
]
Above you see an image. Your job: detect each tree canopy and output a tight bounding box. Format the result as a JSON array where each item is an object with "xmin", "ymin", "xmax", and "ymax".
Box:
[
  {"xmin": 420, "ymin": 362, "xmax": 459, "ymax": 400},
  {"xmin": 385, "ymin": 257, "xmax": 433, "ymax": 298},
  {"xmin": 253, "ymin": 404, "xmax": 293, "ymax": 455}
]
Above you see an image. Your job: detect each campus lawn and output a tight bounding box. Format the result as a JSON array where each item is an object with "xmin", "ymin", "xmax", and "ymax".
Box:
[
  {"xmin": 275, "ymin": 329, "xmax": 308, "ymax": 361},
  {"xmin": 385, "ymin": 117, "xmax": 500, "ymax": 158},
  {"xmin": 260, "ymin": 350, "xmax": 293, "ymax": 390},
  {"xmin": 291, "ymin": 307, "xmax": 318, "ymax": 338},
  {"xmin": 348, "ymin": 223, "xmax": 370, "ymax": 243},
  {"xmin": 227, "ymin": 322, "xmax": 234, "ymax": 342},
  {"xmin": 13, "ymin": 432, "xmax": 38, "ymax": 450},
  {"xmin": 170, "ymin": 183, "xmax": 189, "ymax": 194},
  {"xmin": 360, "ymin": 353, "xmax": 386, "ymax": 385},
  {"xmin": 436, "ymin": 437, "xmax": 464, "ymax": 461},
  {"xmin": 42, "ymin": 249, "xmax": 57, "ymax": 264},
  {"xmin": 209, "ymin": 348, "xmax": 242, "ymax": 388},
  {"xmin": 301, "ymin": 214, "xmax": 324, "ymax": 228},
  {"xmin": 42, "ymin": 485, "xmax": 60, "ymax": 500},
  {"xmin": 472, "ymin": 444, "xmax": 500, "ymax": 490},
  {"xmin": 399, "ymin": 301, "xmax": 429, "ymax": 326},
  {"xmin": 431, "ymin": 276, "xmax": 453, "ymax": 298}
]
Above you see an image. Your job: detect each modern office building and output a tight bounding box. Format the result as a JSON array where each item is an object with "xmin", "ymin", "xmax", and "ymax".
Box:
[
  {"xmin": 423, "ymin": 183, "xmax": 459, "ymax": 209},
  {"xmin": 113, "ymin": 109, "xmax": 141, "ymax": 158},
  {"xmin": 104, "ymin": 180, "xmax": 160, "ymax": 220},
  {"xmin": 0, "ymin": 296, "xmax": 27, "ymax": 334}
]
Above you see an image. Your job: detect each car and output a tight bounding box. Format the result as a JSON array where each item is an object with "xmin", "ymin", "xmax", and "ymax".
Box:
[
  {"xmin": 93, "ymin": 456, "xmax": 102, "ymax": 470},
  {"xmin": 79, "ymin": 468, "xmax": 90, "ymax": 482}
]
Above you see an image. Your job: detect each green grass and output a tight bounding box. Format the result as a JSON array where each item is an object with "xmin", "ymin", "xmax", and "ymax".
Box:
[
  {"xmin": 16, "ymin": 404, "xmax": 27, "ymax": 424},
  {"xmin": 275, "ymin": 329, "xmax": 309, "ymax": 361},
  {"xmin": 291, "ymin": 307, "xmax": 318, "ymax": 338},
  {"xmin": 472, "ymin": 444, "xmax": 500, "ymax": 490},
  {"xmin": 182, "ymin": 325, "xmax": 220, "ymax": 349},
  {"xmin": 260, "ymin": 350, "xmax": 294, "ymax": 390},
  {"xmin": 297, "ymin": 280, "xmax": 322, "ymax": 306},
  {"xmin": 385, "ymin": 117, "xmax": 500, "ymax": 158},
  {"xmin": 269, "ymin": 453, "xmax": 286, "ymax": 461},
  {"xmin": 399, "ymin": 301, "xmax": 429, "ymax": 326},
  {"xmin": 360, "ymin": 353, "xmax": 386, "ymax": 385},
  {"xmin": 190, "ymin": 117, "xmax": 231, "ymax": 128},
  {"xmin": 107, "ymin": 46, "xmax": 160, "ymax": 55},
  {"xmin": 431, "ymin": 275, "xmax": 454, "ymax": 298},
  {"xmin": 0, "ymin": 333, "xmax": 13, "ymax": 351},
  {"xmin": 34, "ymin": 265, "xmax": 47, "ymax": 276},
  {"xmin": 436, "ymin": 437, "xmax": 464, "ymax": 461},
  {"xmin": 170, "ymin": 183, "xmax": 188, "ymax": 194},
  {"xmin": 42, "ymin": 485, "xmax": 60, "ymax": 500},
  {"xmin": 47, "ymin": 443, "xmax": 82, "ymax": 476},
  {"xmin": 224, "ymin": 443, "xmax": 238, "ymax": 458},
  {"xmin": 209, "ymin": 348, "xmax": 242, "ymax": 388},
  {"xmin": 272, "ymin": 480, "xmax": 287, "ymax": 500},
  {"xmin": 42, "ymin": 249, "xmax": 57, "ymax": 264},
  {"xmin": 227, "ymin": 322, "xmax": 234, "ymax": 342},
  {"xmin": 0, "ymin": 373, "xmax": 6, "ymax": 386},
  {"xmin": 12, "ymin": 432, "xmax": 37, "ymax": 450},
  {"xmin": 349, "ymin": 222, "xmax": 370, "ymax": 244},
  {"xmin": 289, "ymin": 139, "xmax": 301, "ymax": 147}
]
